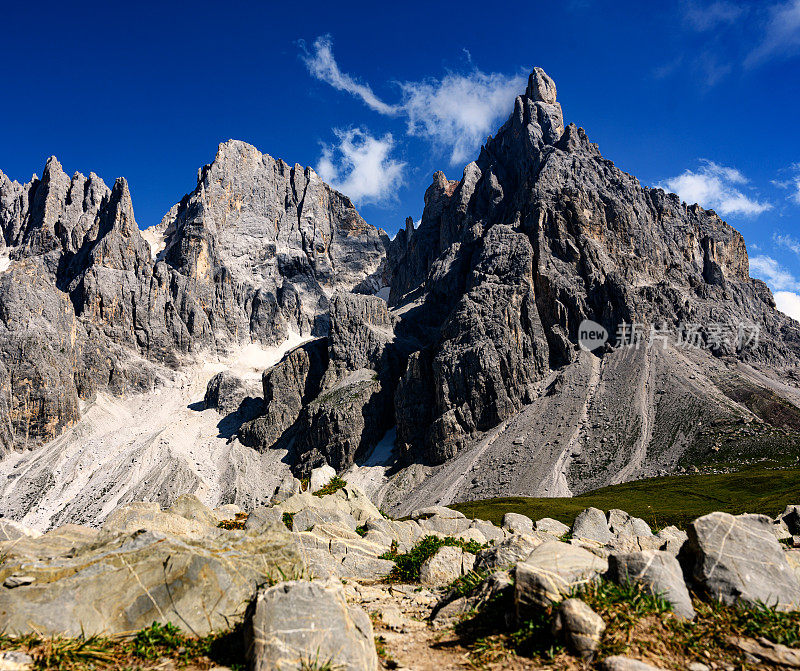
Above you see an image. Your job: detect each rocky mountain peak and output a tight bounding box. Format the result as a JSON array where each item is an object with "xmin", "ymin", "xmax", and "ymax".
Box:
[{"xmin": 526, "ymin": 66, "xmax": 558, "ymax": 104}]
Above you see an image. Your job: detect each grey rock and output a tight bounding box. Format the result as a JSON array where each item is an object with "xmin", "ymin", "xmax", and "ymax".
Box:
[
  {"xmin": 552, "ymin": 598, "xmax": 605, "ymax": 659},
  {"xmin": 309, "ymin": 465, "xmax": 337, "ymax": 492},
  {"xmin": 514, "ymin": 541, "xmax": 608, "ymax": 615},
  {"xmin": 292, "ymin": 507, "xmax": 357, "ymax": 533},
  {"xmin": 419, "ymin": 546, "xmax": 467, "ymax": 586},
  {"xmin": 654, "ymin": 526, "xmax": 688, "ymax": 555},
  {"xmin": 245, "ymin": 579, "xmax": 377, "ymax": 671},
  {"xmin": 245, "ymin": 506, "xmax": 285, "ymax": 531},
  {"xmin": 476, "ymin": 533, "xmax": 546, "ymax": 571},
  {"xmin": 608, "ymin": 550, "xmax": 695, "ymax": 619},
  {"xmin": 680, "ymin": 511, "xmax": 800, "ymax": 610},
  {"xmin": 0, "ymin": 651, "xmax": 33, "ymax": 671},
  {"xmin": 572, "ymin": 508, "xmax": 613, "ymax": 544},
  {"xmin": 0, "ymin": 526, "xmax": 302, "ymax": 636},
  {"xmin": 502, "ymin": 512, "xmax": 534, "ymax": 534},
  {"xmin": 204, "ymin": 371, "xmax": 260, "ymax": 416},
  {"xmin": 600, "ymin": 656, "xmax": 667, "ymax": 671},
  {"xmin": 411, "ymin": 506, "xmax": 466, "ymax": 520},
  {"xmin": 534, "ymin": 518, "xmax": 570, "ymax": 537},
  {"xmin": 270, "ymin": 474, "xmax": 302, "ymax": 505}
]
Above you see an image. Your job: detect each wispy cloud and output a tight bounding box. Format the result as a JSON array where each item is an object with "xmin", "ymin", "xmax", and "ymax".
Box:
[
  {"xmin": 660, "ymin": 160, "xmax": 772, "ymax": 217},
  {"xmin": 745, "ymin": 0, "xmax": 800, "ymax": 67},
  {"xmin": 750, "ymin": 255, "xmax": 800, "ymax": 291},
  {"xmin": 772, "ymin": 164, "xmax": 800, "ymax": 204},
  {"xmin": 299, "ymin": 36, "xmax": 400, "ymax": 116},
  {"xmin": 300, "ymin": 35, "xmax": 525, "ymax": 166},
  {"xmin": 317, "ymin": 128, "xmax": 405, "ymax": 204},
  {"xmin": 682, "ymin": 1, "xmax": 747, "ymax": 31},
  {"xmin": 774, "ymin": 232, "xmax": 800, "ymax": 256}
]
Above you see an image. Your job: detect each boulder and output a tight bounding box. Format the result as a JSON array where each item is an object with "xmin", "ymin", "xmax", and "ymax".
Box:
[
  {"xmin": 608, "ymin": 551, "xmax": 695, "ymax": 619},
  {"xmin": 271, "ymin": 474, "xmax": 302, "ymax": 504},
  {"xmin": 364, "ymin": 518, "xmax": 425, "ymax": 553},
  {"xmin": 779, "ymin": 505, "xmax": 800, "ymax": 535},
  {"xmin": 292, "ymin": 508, "xmax": 357, "ymax": 533},
  {"xmin": 417, "ymin": 514, "xmax": 473, "ymax": 536},
  {"xmin": 298, "ymin": 531, "xmax": 395, "ymax": 580},
  {"xmin": 608, "ymin": 510, "xmax": 652, "ymax": 538},
  {"xmin": 502, "ymin": 512, "xmax": 534, "ymax": 534},
  {"xmin": 101, "ymin": 503, "xmax": 211, "ymax": 539},
  {"xmin": 600, "ymin": 656, "xmax": 667, "ymax": 671},
  {"xmin": 534, "ymin": 518, "xmax": 570, "ymax": 537},
  {"xmin": 470, "ymin": 519, "xmax": 505, "ymax": 543},
  {"xmin": 572, "ymin": 508, "xmax": 613, "ymax": 544},
  {"xmin": 419, "ymin": 546, "xmax": 466, "ymax": 586},
  {"xmin": 168, "ymin": 494, "xmax": 219, "ymax": 527},
  {"xmin": 731, "ymin": 636, "xmax": 800, "ymax": 667},
  {"xmin": 204, "ymin": 370, "xmax": 259, "ymax": 416},
  {"xmin": 514, "ymin": 541, "xmax": 608, "ymax": 615},
  {"xmin": 0, "ymin": 527, "xmax": 302, "ymax": 636},
  {"xmin": 552, "ymin": 598, "xmax": 605, "ymax": 659},
  {"xmin": 476, "ymin": 533, "xmax": 546, "ymax": 571},
  {"xmin": 310, "ymin": 464, "xmax": 337, "ymax": 492},
  {"xmin": 411, "ymin": 506, "xmax": 466, "ymax": 520},
  {"xmin": 654, "ymin": 526, "xmax": 687, "ymax": 555},
  {"xmin": 245, "ymin": 506, "xmax": 285, "ymax": 531},
  {"xmin": 681, "ymin": 512, "xmax": 800, "ymax": 610},
  {"xmin": 245, "ymin": 579, "xmax": 377, "ymax": 671},
  {"xmin": 455, "ymin": 528, "xmax": 487, "ymax": 545}
]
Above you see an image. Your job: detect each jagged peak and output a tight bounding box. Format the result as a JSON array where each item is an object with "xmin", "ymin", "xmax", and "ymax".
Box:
[{"xmin": 525, "ymin": 67, "xmax": 557, "ymax": 104}]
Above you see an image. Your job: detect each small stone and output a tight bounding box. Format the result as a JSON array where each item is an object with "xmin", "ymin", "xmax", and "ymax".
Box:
[
  {"xmin": 2, "ymin": 576, "xmax": 34, "ymax": 589},
  {"xmin": 600, "ymin": 656, "xmax": 667, "ymax": 671},
  {"xmin": 0, "ymin": 651, "xmax": 34, "ymax": 671},
  {"xmin": 502, "ymin": 512, "xmax": 534, "ymax": 534},
  {"xmin": 552, "ymin": 598, "xmax": 605, "ymax": 659}
]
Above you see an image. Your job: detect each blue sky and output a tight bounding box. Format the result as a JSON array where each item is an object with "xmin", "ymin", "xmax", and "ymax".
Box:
[{"xmin": 2, "ymin": 1, "xmax": 800, "ymax": 316}]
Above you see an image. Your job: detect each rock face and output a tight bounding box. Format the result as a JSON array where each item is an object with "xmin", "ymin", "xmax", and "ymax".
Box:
[
  {"xmin": 0, "ymin": 141, "xmax": 388, "ymax": 456},
  {"xmin": 245, "ymin": 579, "xmax": 377, "ymax": 671}
]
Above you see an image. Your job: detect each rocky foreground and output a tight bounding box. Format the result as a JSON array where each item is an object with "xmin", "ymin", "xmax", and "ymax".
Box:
[{"xmin": 0, "ymin": 470, "xmax": 799, "ymax": 669}]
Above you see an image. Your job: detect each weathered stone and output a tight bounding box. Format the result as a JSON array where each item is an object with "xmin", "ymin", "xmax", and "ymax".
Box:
[
  {"xmin": 502, "ymin": 512, "xmax": 534, "ymax": 534},
  {"xmin": 600, "ymin": 656, "xmax": 667, "ymax": 671},
  {"xmin": 245, "ymin": 579, "xmax": 377, "ymax": 671},
  {"xmin": 0, "ymin": 651, "xmax": 33, "ymax": 671},
  {"xmin": 411, "ymin": 506, "xmax": 466, "ymax": 520},
  {"xmin": 270, "ymin": 474, "xmax": 302, "ymax": 504},
  {"xmin": 0, "ymin": 526, "xmax": 302, "ymax": 636},
  {"xmin": 101, "ymin": 503, "xmax": 211, "ymax": 539},
  {"xmin": 245, "ymin": 506, "xmax": 284, "ymax": 531},
  {"xmin": 572, "ymin": 508, "xmax": 613, "ymax": 544},
  {"xmin": 168, "ymin": 494, "xmax": 219, "ymax": 527},
  {"xmin": 654, "ymin": 526, "xmax": 688, "ymax": 555},
  {"xmin": 310, "ymin": 465, "xmax": 337, "ymax": 492},
  {"xmin": 476, "ymin": 533, "xmax": 546, "ymax": 570},
  {"xmin": 731, "ymin": 636, "xmax": 800, "ymax": 667},
  {"xmin": 0, "ymin": 519, "xmax": 41, "ymax": 542},
  {"xmin": 204, "ymin": 370, "xmax": 260, "ymax": 416},
  {"xmin": 608, "ymin": 551, "xmax": 695, "ymax": 619},
  {"xmin": 681, "ymin": 512, "xmax": 800, "ymax": 610},
  {"xmin": 292, "ymin": 507, "xmax": 357, "ymax": 533},
  {"xmin": 552, "ymin": 598, "xmax": 606, "ymax": 659},
  {"xmin": 514, "ymin": 541, "xmax": 608, "ymax": 614},
  {"xmin": 419, "ymin": 546, "xmax": 465, "ymax": 586},
  {"xmin": 534, "ymin": 518, "xmax": 570, "ymax": 537}
]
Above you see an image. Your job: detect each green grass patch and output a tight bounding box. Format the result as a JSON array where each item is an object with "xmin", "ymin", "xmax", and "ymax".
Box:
[
  {"xmin": 451, "ymin": 466, "xmax": 800, "ymax": 529},
  {"xmin": 380, "ymin": 535, "xmax": 486, "ymax": 583},
  {"xmin": 282, "ymin": 511, "xmax": 295, "ymax": 531},
  {"xmin": 313, "ymin": 476, "xmax": 347, "ymax": 497},
  {"xmin": 217, "ymin": 512, "xmax": 248, "ymax": 530},
  {"xmin": 0, "ymin": 621, "xmax": 246, "ymax": 670}
]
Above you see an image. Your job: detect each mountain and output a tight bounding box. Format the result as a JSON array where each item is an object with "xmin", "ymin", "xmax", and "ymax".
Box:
[
  {"xmin": 1, "ymin": 68, "xmax": 799, "ymax": 528},
  {"xmin": 236, "ymin": 68, "xmax": 800, "ymax": 514}
]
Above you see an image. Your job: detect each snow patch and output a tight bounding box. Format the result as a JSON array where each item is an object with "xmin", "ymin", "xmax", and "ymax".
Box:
[{"xmin": 0, "ymin": 252, "xmax": 11, "ymax": 273}]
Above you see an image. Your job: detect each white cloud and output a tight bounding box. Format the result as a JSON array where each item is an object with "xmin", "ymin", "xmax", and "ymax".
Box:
[
  {"xmin": 317, "ymin": 128, "xmax": 405, "ymax": 204},
  {"xmin": 299, "ymin": 35, "xmax": 400, "ymax": 116},
  {"xmin": 745, "ymin": 0, "xmax": 800, "ymax": 67},
  {"xmin": 775, "ymin": 291, "xmax": 800, "ymax": 321},
  {"xmin": 398, "ymin": 72, "xmax": 526, "ymax": 165},
  {"xmin": 300, "ymin": 35, "xmax": 525, "ymax": 166},
  {"xmin": 773, "ymin": 164, "xmax": 800, "ymax": 204},
  {"xmin": 750, "ymin": 255, "xmax": 800, "ymax": 291},
  {"xmin": 683, "ymin": 1, "xmax": 746, "ymax": 31},
  {"xmin": 774, "ymin": 232, "xmax": 800, "ymax": 256},
  {"xmin": 660, "ymin": 160, "xmax": 772, "ymax": 216}
]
